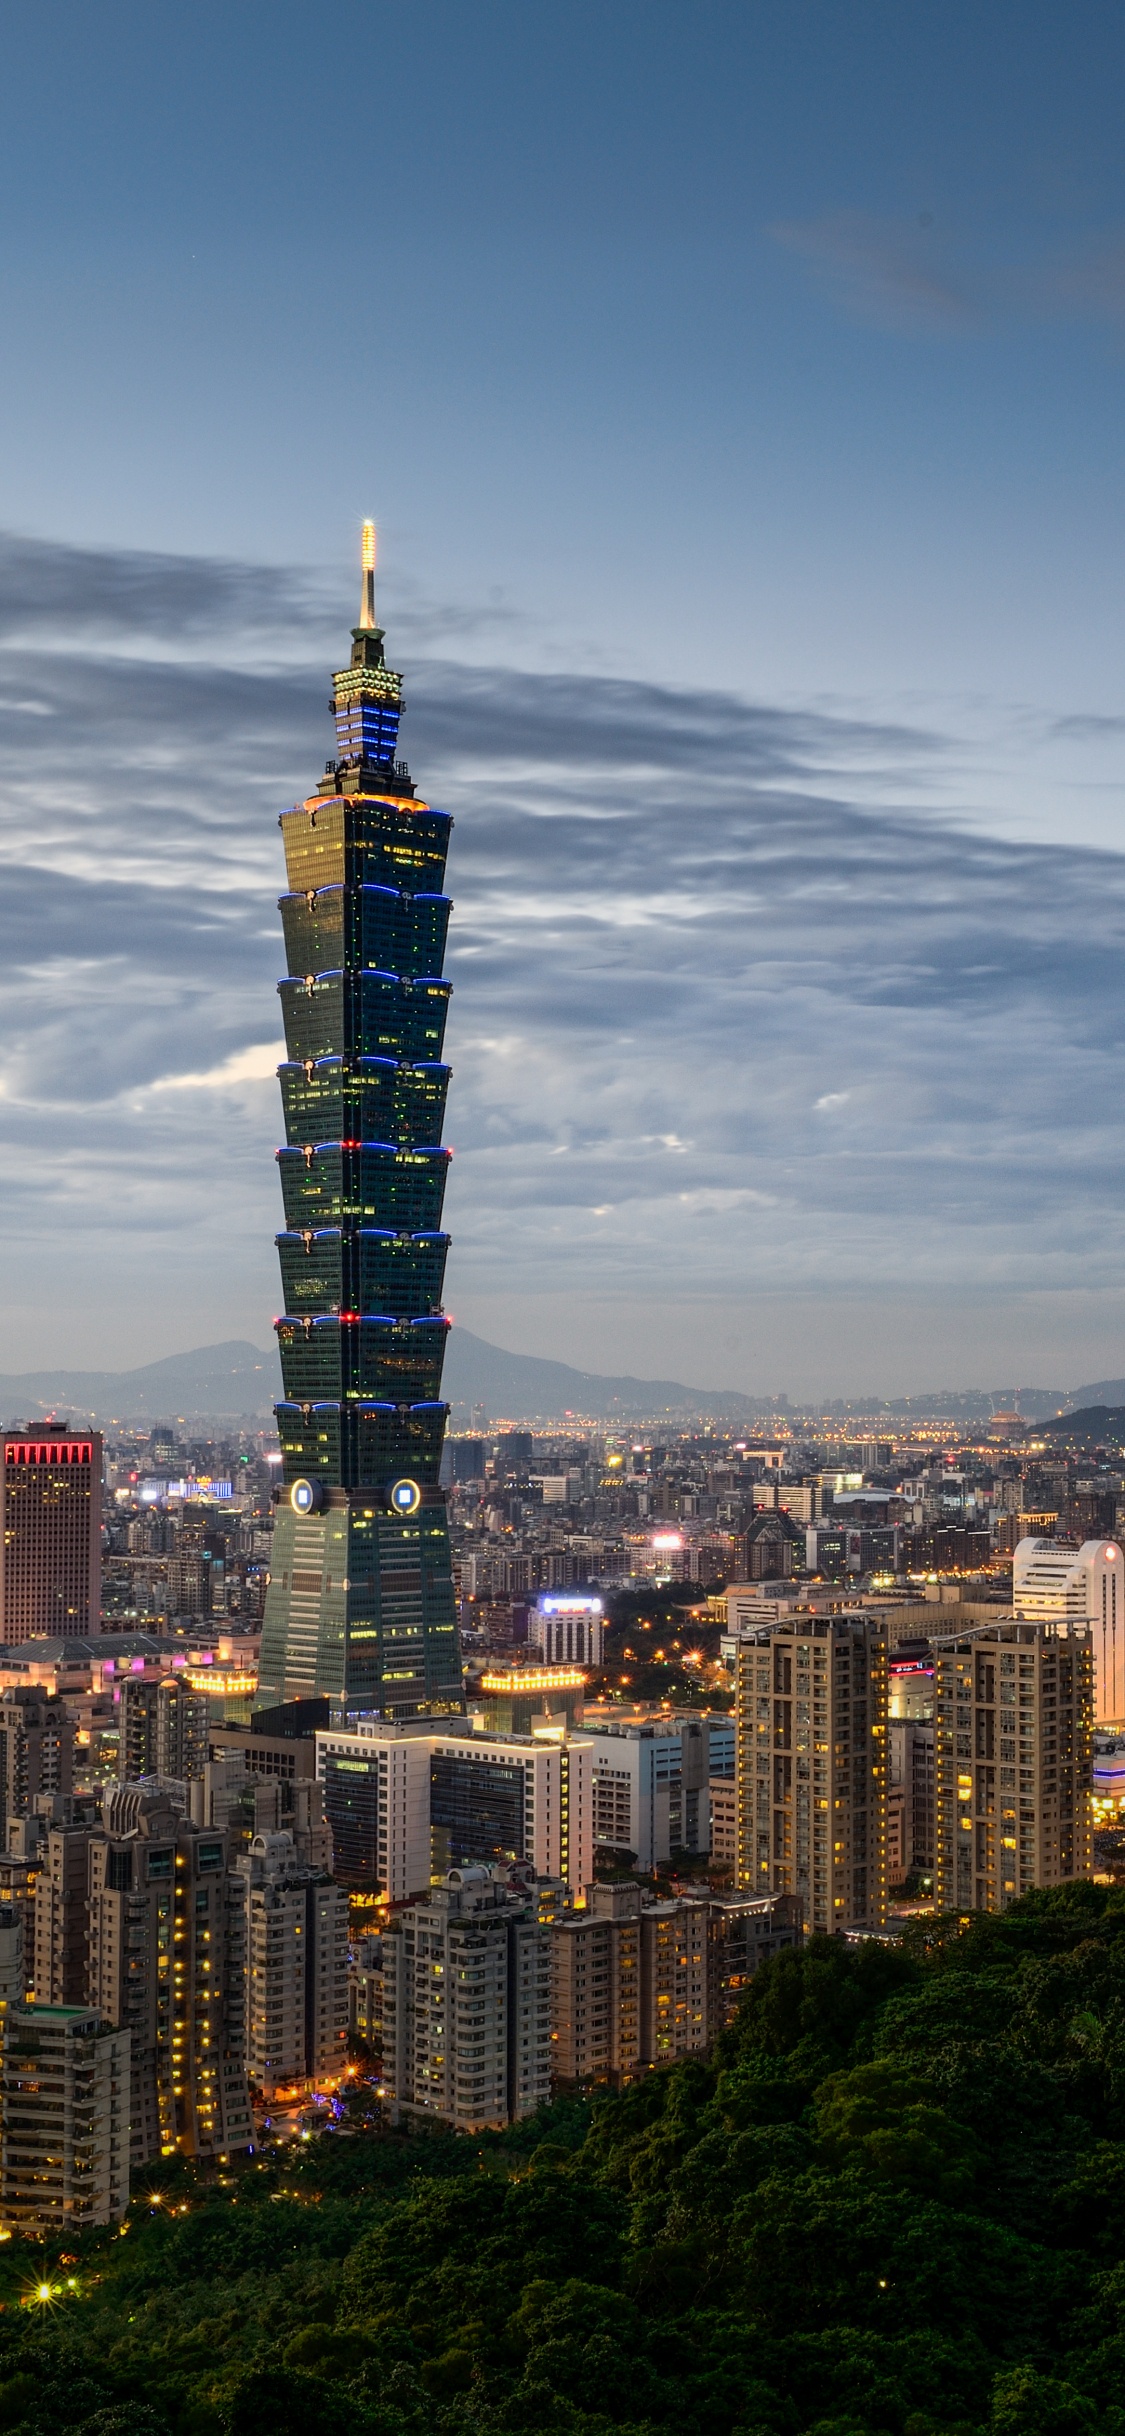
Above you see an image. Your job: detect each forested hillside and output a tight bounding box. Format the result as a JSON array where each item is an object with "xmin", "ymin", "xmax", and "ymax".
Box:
[{"xmin": 6, "ymin": 1886, "xmax": 1125, "ymax": 2436}]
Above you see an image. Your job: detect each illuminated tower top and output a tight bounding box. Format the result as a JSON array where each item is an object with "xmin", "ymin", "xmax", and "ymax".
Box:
[
  {"xmin": 359, "ymin": 519, "xmax": 377, "ymax": 630},
  {"xmin": 328, "ymin": 518, "xmax": 408, "ymax": 788}
]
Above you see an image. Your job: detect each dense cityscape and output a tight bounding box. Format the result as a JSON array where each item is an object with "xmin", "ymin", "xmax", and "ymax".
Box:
[
  {"xmin": 0, "ymin": 546, "xmax": 1116, "ymax": 2432},
  {"xmin": 4, "ymin": 11, "xmax": 1125, "ymax": 2424}
]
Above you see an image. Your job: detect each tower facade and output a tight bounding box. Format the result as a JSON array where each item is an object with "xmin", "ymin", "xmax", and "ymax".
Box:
[
  {"xmin": 258, "ymin": 532, "xmax": 463, "ymax": 1721},
  {"xmin": 0, "ymin": 1432, "xmax": 102, "ymax": 1641}
]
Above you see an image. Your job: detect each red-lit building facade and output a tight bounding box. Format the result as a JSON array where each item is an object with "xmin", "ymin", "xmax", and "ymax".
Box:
[{"xmin": 0, "ymin": 1433, "xmax": 102, "ymax": 1641}]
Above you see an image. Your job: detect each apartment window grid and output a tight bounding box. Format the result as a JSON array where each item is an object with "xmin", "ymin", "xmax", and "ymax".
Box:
[
  {"xmin": 933, "ymin": 1620, "xmax": 1092, "ymax": 1913},
  {"xmin": 592, "ymin": 1769, "xmax": 632, "ymax": 1843},
  {"xmin": 736, "ymin": 1618, "xmax": 887, "ymax": 1935}
]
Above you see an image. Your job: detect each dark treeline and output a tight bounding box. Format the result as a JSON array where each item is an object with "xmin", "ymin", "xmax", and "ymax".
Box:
[{"xmin": 6, "ymin": 1886, "xmax": 1125, "ymax": 2435}]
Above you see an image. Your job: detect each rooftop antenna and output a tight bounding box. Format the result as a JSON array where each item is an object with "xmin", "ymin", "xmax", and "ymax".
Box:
[{"xmin": 359, "ymin": 519, "xmax": 376, "ymax": 630}]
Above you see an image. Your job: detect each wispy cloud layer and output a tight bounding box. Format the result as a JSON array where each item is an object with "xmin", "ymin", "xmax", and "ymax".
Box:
[
  {"xmin": 0, "ymin": 529, "xmax": 1122, "ymax": 1387},
  {"xmin": 773, "ymin": 210, "xmax": 1125, "ymax": 339},
  {"xmin": 772, "ymin": 210, "xmax": 980, "ymax": 333}
]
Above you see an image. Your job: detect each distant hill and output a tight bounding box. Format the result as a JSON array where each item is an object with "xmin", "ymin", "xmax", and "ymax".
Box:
[
  {"xmin": 1039, "ymin": 1403, "xmax": 1125, "ymax": 1443},
  {"xmin": 0, "ymin": 1331, "xmax": 764, "ymax": 1430},
  {"xmin": 1066, "ymin": 1379, "xmax": 1125, "ymax": 1410},
  {"xmin": 0, "ymin": 1328, "xmax": 1113, "ymax": 1431},
  {"xmin": 441, "ymin": 1329, "xmax": 760, "ymax": 1421},
  {"xmin": 0, "ymin": 1340, "xmax": 277, "ymax": 1426}
]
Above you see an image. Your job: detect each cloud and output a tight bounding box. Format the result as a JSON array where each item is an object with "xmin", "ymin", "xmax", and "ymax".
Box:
[
  {"xmin": 0, "ymin": 528, "xmax": 1123, "ymax": 1377},
  {"xmin": 772, "ymin": 211, "xmax": 1125, "ymax": 343},
  {"xmin": 771, "ymin": 210, "xmax": 979, "ymax": 333},
  {"xmin": 1034, "ymin": 230, "xmax": 1125, "ymax": 329},
  {"xmin": 147, "ymin": 1042, "xmax": 285, "ymax": 1095},
  {"xmin": 0, "ymin": 532, "xmax": 524, "ymax": 662}
]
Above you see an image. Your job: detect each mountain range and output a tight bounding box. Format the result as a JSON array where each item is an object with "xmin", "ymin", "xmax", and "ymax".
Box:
[{"xmin": 0, "ymin": 1329, "xmax": 1112, "ymax": 1428}]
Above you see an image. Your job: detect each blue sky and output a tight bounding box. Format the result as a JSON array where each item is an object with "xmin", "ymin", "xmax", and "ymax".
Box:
[{"xmin": 2, "ymin": 2, "xmax": 1125, "ymax": 1399}]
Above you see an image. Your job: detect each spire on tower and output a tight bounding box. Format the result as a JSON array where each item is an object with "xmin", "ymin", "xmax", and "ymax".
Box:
[{"xmin": 359, "ymin": 520, "xmax": 376, "ymax": 630}]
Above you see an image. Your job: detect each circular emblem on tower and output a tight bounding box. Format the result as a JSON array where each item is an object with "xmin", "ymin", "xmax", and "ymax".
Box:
[
  {"xmin": 289, "ymin": 1476, "xmax": 324, "ymax": 1514},
  {"xmin": 388, "ymin": 1476, "xmax": 422, "ymax": 1516}
]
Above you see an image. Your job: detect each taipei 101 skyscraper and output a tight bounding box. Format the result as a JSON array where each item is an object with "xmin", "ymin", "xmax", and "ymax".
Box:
[{"xmin": 257, "ymin": 527, "xmax": 464, "ymax": 1718}]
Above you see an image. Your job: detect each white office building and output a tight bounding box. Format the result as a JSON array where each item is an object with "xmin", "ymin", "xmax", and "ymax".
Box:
[
  {"xmin": 1013, "ymin": 1537, "xmax": 1124, "ymax": 1723},
  {"xmin": 315, "ymin": 1725, "xmax": 433, "ymax": 1899},
  {"xmin": 315, "ymin": 1722, "xmax": 593, "ymax": 1900},
  {"xmin": 584, "ymin": 1718, "xmax": 684, "ymax": 1872},
  {"xmin": 529, "ymin": 1594, "xmax": 605, "ymax": 1668}
]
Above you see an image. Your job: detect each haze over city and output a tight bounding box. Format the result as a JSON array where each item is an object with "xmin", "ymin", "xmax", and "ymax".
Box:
[{"xmin": 4, "ymin": 1, "xmax": 1125, "ymax": 1398}]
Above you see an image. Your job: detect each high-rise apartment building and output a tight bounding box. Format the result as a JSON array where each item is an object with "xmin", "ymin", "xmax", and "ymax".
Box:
[
  {"xmin": 675, "ymin": 1712, "xmax": 735, "ymax": 1854},
  {"xmin": 0, "ymin": 1433, "xmax": 102, "ymax": 1642},
  {"xmin": 81, "ymin": 1792, "xmax": 253, "ymax": 2163},
  {"xmin": 0, "ymin": 2003, "xmax": 129, "ymax": 2233},
  {"xmin": 0, "ymin": 1686, "xmax": 74, "ymax": 1821},
  {"xmin": 548, "ymin": 1887, "xmax": 800, "ymax": 2086},
  {"xmin": 258, "ymin": 531, "xmax": 462, "ymax": 1721},
  {"xmin": 551, "ymin": 1885, "xmax": 711, "ymax": 2079},
  {"xmin": 1013, "ymin": 1537, "xmax": 1123, "ymax": 1723},
  {"xmin": 549, "ymin": 1883, "xmax": 642, "ymax": 2084},
  {"xmin": 236, "ymin": 1829, "xmax": 349, "ymax": 2096},
  {"xmin": 0, "ymin": 1808, "xmax": 57, "ymax": 1986},
  {"xmin": 378, "ymin": 1866, "xmax": 551, "ymax": 2131},
  {"xmin": 735, "ymin": 1614, "xmax": 888, "ymax": 1935},
  {"xmin": 584, "ymin": 1714, "xmax": 736, "ymax": 1874},
  {"xmin": 640, "ymin": 1896, "xmax": 713, "ymax": 2065},
  {"xmin": 0, "ymin": 1907, "xmax": 22, "ymax": 2016},
  {"xmin": 33, "ymin": 1822, "xmax": 91, "ymax": 2006},
  {"xmin": 188, "ymin": 1764, "xmax": 333, "ymax": 1872},
  {"xmin": 709, "ymin": 1890, "xmax": 802, "ymax": 2025},
  {"xmin": 932, "ymin": 1618, "xmax": 1092, "ymax": 1912},
  {"xmin": 117, "ymin": 1673, "xmax": 208, "ymax": 1783}
]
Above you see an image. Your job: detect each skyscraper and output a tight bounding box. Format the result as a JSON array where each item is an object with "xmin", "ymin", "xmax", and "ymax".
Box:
[
  {"xmin": 932, "ymin": 1617, "xmax": 1092, "ymax": 1911},
  {"xmin": 734, "ymin": 1613, "xmax": 888, "ymax": 1935},
  {"xmin": 0, "ymin": 1432, "xmax": 102, "ymax": 1641},
  {"xmin": 258, "ymin": 528, "xmax": 463, "ymax": 1721}
]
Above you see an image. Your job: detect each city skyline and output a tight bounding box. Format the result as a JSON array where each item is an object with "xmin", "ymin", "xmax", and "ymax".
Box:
[{"xmin": 4, "ymin": 5, "xmax": 1125, "ymax": 1397}]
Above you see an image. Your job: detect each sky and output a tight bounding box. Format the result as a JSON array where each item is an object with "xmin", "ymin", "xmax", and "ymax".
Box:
[{"xmin": 2, "ymin": 1, "xmax": 1125, "ymax": 1401}]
